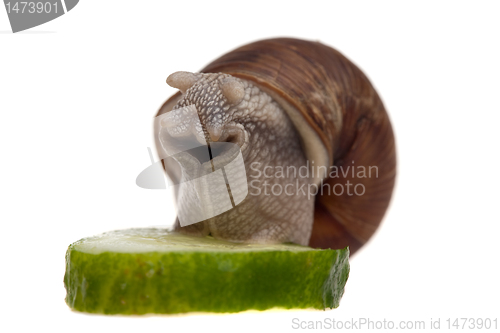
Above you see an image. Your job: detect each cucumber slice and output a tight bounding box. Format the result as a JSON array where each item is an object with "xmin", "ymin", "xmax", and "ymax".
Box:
[{"xmin": 64, "ymin": 228, "xmax": 349, "ymax": 315}]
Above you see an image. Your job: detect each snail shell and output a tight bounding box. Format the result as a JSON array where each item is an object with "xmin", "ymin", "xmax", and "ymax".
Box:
[{"xmin": 155, "ymin": 38, "xmax": 396, "ymax": 255}]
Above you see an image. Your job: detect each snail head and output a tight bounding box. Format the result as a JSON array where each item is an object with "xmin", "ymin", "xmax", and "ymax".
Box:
[{"xmin": 165, "ymin": 71, "xmax": 246, "ymax": 144}]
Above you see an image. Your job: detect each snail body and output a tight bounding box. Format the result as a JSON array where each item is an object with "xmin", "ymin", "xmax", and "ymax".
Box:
[{"xmin": 155, "ymin": 38, "xmax": 396, "ymax": 254}]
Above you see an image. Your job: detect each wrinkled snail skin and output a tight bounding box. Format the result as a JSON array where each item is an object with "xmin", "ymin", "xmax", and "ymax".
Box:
[
  {"xmin": 158, "ymin": 72, "xmax": 316, "ymax": 245},
  {"xmin": 155, "ymin": 38, "xmax": 396, "ymax": 255}
]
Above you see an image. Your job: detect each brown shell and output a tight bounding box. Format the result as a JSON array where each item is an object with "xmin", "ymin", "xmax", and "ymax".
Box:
[{"xmin": 159, "ymin": 38, "xmax": 396, "ymax": 255}]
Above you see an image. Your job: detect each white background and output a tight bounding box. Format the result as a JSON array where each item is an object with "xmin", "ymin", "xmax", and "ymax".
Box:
[{"xmin": 1, "ymin": 1, "xmax": 499, "ymax": 332}]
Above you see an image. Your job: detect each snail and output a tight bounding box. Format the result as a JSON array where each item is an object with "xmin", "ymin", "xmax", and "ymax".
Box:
[{"xmin": 154, "ymin": 38, "xmax": 396, "ymax": 255}]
